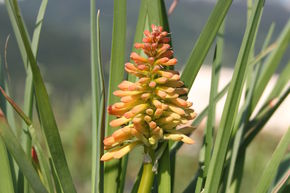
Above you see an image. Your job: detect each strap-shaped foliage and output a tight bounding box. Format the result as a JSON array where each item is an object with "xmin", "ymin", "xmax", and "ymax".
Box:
[
  {"xmin": 204, "ymin": 0, "xmax": 266, "ymax": 192},
  {"xmin": 104, "ymin": 1, "xmax": 127, "ymax": 193},
  {"xmin": 5, "ymin": 0, "xmax": 77, "ymax": 192},
  {"xmin": 181, "ymin": 0, "xmax": 232, "ymax": 89},
  {"xmin": 0, "ymin": 114, "xmax": 48, "ymax": 193}
]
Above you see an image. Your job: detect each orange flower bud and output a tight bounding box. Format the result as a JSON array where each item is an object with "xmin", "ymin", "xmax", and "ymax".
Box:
[
  {"xmin": 155, "ymin": 77, "xmax": 168, "ymax": 84},
  {"xmin": 110, "ymin": 117, "xmax": 131, "ymax": 127},
  {"xmin": 154, "ymin": 108, "xmax": 163, "ymax": 118},
  {"xmin": 158, "ymin": 70, "xmax": 174, "ymax": 78},
  {"xmin": 163, "ymin": 58, "xmax": 177, "ymax": 66},
  {"xmin": 113, "ymin": 90, "xmax": 142, "ymax": 97},
  {"xmin": 130, "ymin": 52, "xmax": 148, "ymax": 63},
  {"xmin": 155, "ymin": 57, "xmax": 169, "ymax": 65}
]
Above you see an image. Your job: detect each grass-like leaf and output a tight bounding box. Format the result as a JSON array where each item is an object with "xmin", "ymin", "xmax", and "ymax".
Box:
[
  {"xmin": 224, "ymin": 5, "xmax": 265, "ymax": 190},
  {"xmin": 49, "ymin": 159, "xmax": 63, "ymax": 193},
  {"xmin": 266, "ymin": 61, "xmax": 290, "ymax": 103},
  {"xmin": 255, "ymin": 127, "xmax": 290, "ymax": 193},
  {"xmin": 270, "ymin": 153, "xmax": 290, "ymax": 193},
  {"xmin": 0, "ymin": 58, "xmax": 14, "ymax": 193},
  {"xmin": 0, "ymin": 86, "xmax": 57, "ymax": 193},
  {"xmin": 104, "ymin": 0, "xmax": 127, "ymax": 192},
  {"xmin": 158, "ymin": 143, "xmax": 171, "ymax": 193},
  {"xmin": 242, "ymin": 87, "xmax": 289, "ymax": 148},
  {"xmin": 4, "ymin": 0, "xmax": 29, "ymax": 68},
  {"xmin": 181, "ymin": 0, "xmax": 232, "ymax": 89},
  {"xmin": 146, "ymin": 0, "xmax": 160, "ymax": 26},
  {"xmin": 91, "ymin": 0, "xmax": 105, "ymax": 191},
  {"xmin": 195, "ymin": 20, "xmax": 225, "ymax": 193},
  {"xmin": 0, "ymin": 113, "xmax": 48, "ymax": 193},
  {"xmin": 6, "ymin": 0, "xmax": 77, "ymax": 192},
  {"xmin": 251, "ymin": 20, "xmax": 290, "ymax": 112},
  {"xmin": 204, "ymin": 20, "xmax": 225, "ymax": 177},
  {"xmin": 204, "ymin": 1, "xmax": 266, "ymax": 192},
  {"xmin": 129, "ymin": 0, "xmax": 148, "ymax": 82},
  {"xmin": 23, "ymin": 0, "xmax": 48, "ymax": 129},
  {"xmin": 0, "ymin": 138, "xmax": 15, "ymax": 193},
  {"xmin": 130, "ymin": 165, "xmax": 143, "ymax": 193}
]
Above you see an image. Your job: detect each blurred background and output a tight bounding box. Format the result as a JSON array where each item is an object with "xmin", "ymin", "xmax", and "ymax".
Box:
[{"xmin": 0, "ymin": 0, "xmax": 289, "ymax": 192}]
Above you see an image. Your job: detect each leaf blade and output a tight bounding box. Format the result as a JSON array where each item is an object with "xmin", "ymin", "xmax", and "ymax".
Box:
[
  {"xmin": 181, "ymin": 0, "xmax": 232, "ymax": 89},
  {"xmin": 255, "ymin": 127, "xmax": 290, "ymax": 193},
  {"xmin": 0, "ymin": 114, "xmax": 48, "ymax": 193},
  {"xmin": 204, "ymin": 1, "xmax": 266, "ymax": 192},
  {"xmin": 104, "ymin": 0, "xmax": 127, "ymax": 192},
  {"xmin": 7, "ymin": 0, "xmax": 77, "ymax": 192},
  {"xmin": 91, "ymin": 0, "xmax": 105, "ymax": 191}
]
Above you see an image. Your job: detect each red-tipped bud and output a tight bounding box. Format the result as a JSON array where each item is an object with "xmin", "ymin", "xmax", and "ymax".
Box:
[{"xmin": 31, "ymin": 147, "xmax": 39, "ymax": 165}]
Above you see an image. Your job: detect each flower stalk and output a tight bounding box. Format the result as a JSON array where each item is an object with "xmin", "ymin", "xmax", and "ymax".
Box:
[{"xmin": 137, "ymin": 162, "xmax": 154, "ymax": 193}]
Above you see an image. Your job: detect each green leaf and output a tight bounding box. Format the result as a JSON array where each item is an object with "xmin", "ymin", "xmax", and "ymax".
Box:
[
  {"xmin": 255, "ymin": 127, "xmax": 290, "ymax": 193},
  {"xmin": 146, "ymin": 0, "xmax": 160, "ymax": 26},
  {"xmin": 204, "ymin": 1, "xmax": 266, "ymax": 192},
  {"xmin": 0, "ymin": 86, "xmax": 58, "ymax": 193},
  {"xmin": 0, "ymin": 57, "xmax": 15, "ymax": 193},
  {"xmin": 266, "ymin": 61, "xmax": 290, "ymax": 103},
  {"xmin": 129, "ymin": 0, "xmax": 148, "ymax": 82},
  {"xmin": 22, "ymin": 0, "xmax": 48, "ymax": 135},
  {"xmin": 49, "ymin": 159, "xmax": 63, "ymax": 193},
  {"xmin": 104, "ymin": 0, "xmax": 127, "ymax": 193},
  {"xmin": 251, "ymin": 20, "xmax": 290, "ymax": 112},
  {"xmin": 181, "ymin": 0, "xmax": 232, "ymax": 89},
  {"xmin": 34, "ymin": 145, "xmax": 54, "ymax": 193},
  {"xmin": 0, "ymin": 138, "xmax": 15, "ymax": 193},
  {"xmin": 230, "ymin": 61, "xmax": 290, "ymax": 192},
  {"xmin": 91, "ymin": 1, "xmax": 105, "ymax": 191},
  {"xmin": 0, "ymin": 114, "xmax": 48, "ymax": 193},
  {"xmin": 225, "ymin": 4, "xmax": 265, "ymax": 191},
  {"xmin": 0, "ymin": 56, "xmax": 6, "ymax": 121},
  {"xmin": 270, "ymin": 154, "xmax": 290, "ymax": 193},
  {"xmin": 6, "ymin": 0, "xmax": 77, "ymax": 192},
  {"xmin": 203, "ymin": 20, "xmax": 225, "ymax": 176},
  {"xmin": 242, "ymin": 87, "xmax": 289, "ymax": 148},
  {"xmin": 4, "ymin": 0, "xmax": 29, "ymax": 68},
  {"xmin": 157, "ymin": 0, "xmax": 170, "ymax": 32},
  {"xmin": 158, "ymin": 143, "xmax": 171, "ymax": 193},
  {"xmin": 130, "ymin": 165, "xmax": 143, "ymax": 193},
  {"xmin": 11, "ymin": 2, "xmax": 49, "ymax": 191},
  {"xmin": 194, "ymin": 20, "xmax": 226, "ymax": 193}
]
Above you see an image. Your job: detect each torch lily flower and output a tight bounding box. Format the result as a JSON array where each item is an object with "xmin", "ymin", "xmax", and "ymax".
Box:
[{"xmin": 101, "ymin": 25, "xmax": 197, "ymax": 161}]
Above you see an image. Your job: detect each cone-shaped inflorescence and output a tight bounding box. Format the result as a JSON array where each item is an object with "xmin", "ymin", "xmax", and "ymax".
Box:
[{"xmin": 101, "ymin": 25, "xmax": 196, "ymax": 161}]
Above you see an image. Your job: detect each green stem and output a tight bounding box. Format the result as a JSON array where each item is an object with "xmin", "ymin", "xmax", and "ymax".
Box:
[{"xmin": 137, "ymin": 162, "xmax": 154, "ymax": 193}]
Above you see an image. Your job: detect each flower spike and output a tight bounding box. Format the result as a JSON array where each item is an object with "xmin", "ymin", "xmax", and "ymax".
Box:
[{"xmin": 101, "ymin": 25, "xmax": 196, "ymax": 161}]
